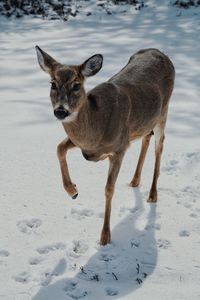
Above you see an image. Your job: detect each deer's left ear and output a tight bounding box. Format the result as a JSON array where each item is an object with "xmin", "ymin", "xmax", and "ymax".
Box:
[
  {"xmin": 35, "ymin": 45, "xmax": 58, "ymax": 74},
  {"xmin": 81, "ymin": 54, "xmax": 103, "ymax": 77}
]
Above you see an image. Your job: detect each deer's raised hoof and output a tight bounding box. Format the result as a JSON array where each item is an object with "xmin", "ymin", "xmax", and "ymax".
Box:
[
  {"xmin": 100, "ymin": 229, "xmax": 111, "ymax": 246},
  {"xmin": 64, "ymin": 183, "xmax": 78, "ymax": 199},
  {"xmin": 72, "ymin": 193, "xmax": 78, "ymax": 200}
]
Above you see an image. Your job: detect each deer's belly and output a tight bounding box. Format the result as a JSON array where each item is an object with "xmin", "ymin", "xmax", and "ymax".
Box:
[{"xmin": 82, "ymin": 151, "xmax": 114, "ymax": 162}]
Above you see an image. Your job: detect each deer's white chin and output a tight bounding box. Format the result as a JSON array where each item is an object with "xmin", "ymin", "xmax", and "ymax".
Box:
[{"xmin": 61, "ymin": 111, "xmax": 78, "ymax": 123}]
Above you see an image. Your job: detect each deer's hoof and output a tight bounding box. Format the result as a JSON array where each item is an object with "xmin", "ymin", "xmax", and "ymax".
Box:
[
  {"xmin": 100, "ymin": 230, "xmax": 111, "ymax": 246},
  {"xmin": 72, "ymin": 193, "xmax": 78, "ymax": 200},
  {"xmin": 129, "ymin": 177, "xmax": 140, "ymax": 187},
  {"xmin": 147, "ymin": 190, "xmax": 157, "ymax": 203},
  {"xmin": 64, "ymin": 183, "xmax": 78, "ymax": 199}
]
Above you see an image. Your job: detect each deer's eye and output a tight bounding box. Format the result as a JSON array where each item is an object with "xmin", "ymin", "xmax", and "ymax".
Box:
[
  {"xmin": 73, "ymin": 83, "xmax": 81, "ymax": 92},
  {"xmin": 51, "ymin": 81, "xmax": 57, "ymax": 90}
]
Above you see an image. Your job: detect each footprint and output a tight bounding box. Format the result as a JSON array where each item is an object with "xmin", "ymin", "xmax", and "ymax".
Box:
[
  {"xmin": 179, "ymin": 230, "xmax": 190, "ymax": 237},
  {"xmin": 157, "ymin": 239, "xmax": 171, "ymax": 249},
  {"xmin": 68, "ymin": 240, "xmax": 89, "ymax": 258},
  {"xmin": 185, "ymin": 151, "xmax": 200, "ymax": 162},
  {"xmin": 98, "ymin": 253, "xmax": 115, "ymax": 262},
  {"xmin": 71, "ymin": 208, "xmax": 94, "ymax": 220},
  {"xmin": 31, "ymin": 259, "xmax": 67, "ymax": 287},
  {"xmin": 0, "ymin": 249, "xmax": 10, "ymax": 257},
  {"xmin": 17, "ymin": 218, "xmax": 42, "ymax": 234},
  {"xmin": 145, "ymin": 223, "xmax": 161, "ymax": 231},
  {"xmin": 105, "ymin": 287, "xmax": 119, "ymax": 296},
  {"xmin": 40, "ymin": 270, "xmax": 53, "ymax": 286},
  {"xmin": 29, "ymin": 256, "xmax": 45, "ymax": 265},
  {"xmin": 162, "ymin": 159, "xmax": 180, "ymax": 174},
  {"xmin": 189, "ymin": 213, "xmax": 198, "ymax": 218},
  {"xmin": 37, "ymin": 242, "xmax": 66, "ymax": 255},
  {"xmin": 64, "ymin": 280, "xmax": 88, "ymax": 299},
  {"xmin": 14, "ymin": 271, "xmax": 30, "ymax": 283},
  {"xmin": 130, "ymin": 239, "xmax": 141, "ymax": 248}
]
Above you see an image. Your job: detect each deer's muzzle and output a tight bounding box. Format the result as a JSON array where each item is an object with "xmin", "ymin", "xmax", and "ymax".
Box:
[{"xmin": 54, "ymin": 106, "xmax": 69, "ymax": 120}]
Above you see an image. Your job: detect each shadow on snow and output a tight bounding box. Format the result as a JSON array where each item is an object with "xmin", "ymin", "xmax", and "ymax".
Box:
[{"xmin": 33, "ymin": 189, "xmax": 158, "ymax": 300}]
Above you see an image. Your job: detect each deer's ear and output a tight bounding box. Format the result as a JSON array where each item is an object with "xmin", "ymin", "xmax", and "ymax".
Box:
[
  {"xmin": 81, "ymin": 54, "xmax": 103, "ymax": 77},
  {"xmin": 35, "ymin": 46, "xmax": 58, "ymax": 74}
]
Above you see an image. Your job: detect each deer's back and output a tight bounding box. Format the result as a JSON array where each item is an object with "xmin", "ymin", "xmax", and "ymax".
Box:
[
  {"xmin": 108, "ymin": 48, "xmax": 175, "ymax": 137},
  {"xmin": 109, "ymin": 48, "xmax": 175, "ymax": 93}
]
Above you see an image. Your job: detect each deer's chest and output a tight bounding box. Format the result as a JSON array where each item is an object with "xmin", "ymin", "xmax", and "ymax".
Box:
[{"xmin": 63, "ymin": 122, "xmax": 102, "ymax": 151}]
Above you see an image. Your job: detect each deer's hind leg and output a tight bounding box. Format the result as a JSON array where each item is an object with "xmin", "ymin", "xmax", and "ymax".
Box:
[
  {"xmin": 148, "ymin": 124, "xmax": 165, "ymax": 203},
  {"xmin": 57, "ymin": 138, "xmax": 78, "ymax": 199},
  {"xmin": 129, "ymin": 132, "xmax": 153, "ymax": 187}
]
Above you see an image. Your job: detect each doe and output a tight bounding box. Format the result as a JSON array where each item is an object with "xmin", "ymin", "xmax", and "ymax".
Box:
[{"xmin": 35, "ymin": 46, "xmax": 175, "ymax": 245}]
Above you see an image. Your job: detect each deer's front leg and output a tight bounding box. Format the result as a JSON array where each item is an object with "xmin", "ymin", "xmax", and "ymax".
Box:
[
  {"xmin": 57, "ymin": 138, "xmax": 78, "ymax": 199},
  {"xmin": 100, "ymin": 152, "xmax": 124, "ymax": 246}
]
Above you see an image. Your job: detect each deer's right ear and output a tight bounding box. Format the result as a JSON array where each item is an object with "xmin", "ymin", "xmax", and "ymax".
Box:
[{"xmin": 35, "ymin": 46, "xmax": 58, "ymax": 74}]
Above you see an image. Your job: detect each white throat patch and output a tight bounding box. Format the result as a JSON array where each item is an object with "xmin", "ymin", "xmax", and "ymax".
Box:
[{"xmin": 61, "ymin": 111, "xmax": 78, "ymax": 123}]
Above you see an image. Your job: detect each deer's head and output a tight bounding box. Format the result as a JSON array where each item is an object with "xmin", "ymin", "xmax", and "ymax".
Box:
[{"xmin": 35, "ymin": 46, "xmax": 103, "ymax": 122}]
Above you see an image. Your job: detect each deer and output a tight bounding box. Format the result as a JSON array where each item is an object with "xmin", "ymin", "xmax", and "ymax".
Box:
[{"xmin": 35, "ymin": 46, "xmax": 175, "ymax": 245}]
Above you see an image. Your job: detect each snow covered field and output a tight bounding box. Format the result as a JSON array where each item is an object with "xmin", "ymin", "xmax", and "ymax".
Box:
[{"xmin": 0, "ymin": 1, "xmax": 200, "ymax": 299}]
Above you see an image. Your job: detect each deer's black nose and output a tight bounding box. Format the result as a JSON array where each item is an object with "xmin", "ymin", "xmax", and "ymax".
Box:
[{"xmin": 54, "ymin": 106, "xmax": 69, "ymax": 120}]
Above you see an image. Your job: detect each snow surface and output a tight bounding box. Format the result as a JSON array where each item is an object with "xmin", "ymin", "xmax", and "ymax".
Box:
[{"xmin": 0, "ymin": 1, "xmax": 200, "ymax": 299}]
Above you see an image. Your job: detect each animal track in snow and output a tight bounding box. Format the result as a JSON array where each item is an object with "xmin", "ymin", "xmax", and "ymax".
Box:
[
  {"xmin": 37, "ymin": 242, "xmax": 66, "ymax": 254},
  {"xmin": 70, "ymin": 208, "xmax": 94, "ymax": 220},
  {"xmin": 68, "ymin": 240, "xmax": 89, "ymax": 258},
  {"xmin": 64, "ymin": 280, "xmax": 88, "ymax": 299},
  {"xmin": 189, "ymin": 213, "xmax": 198, "ymax": 218},
  {"xmin": 145, "ymin": 223, "xmax": 161, "ymax": 231},
  {"xmin": 162, "ymin": 151, "xmax": 200, "ymax": 175},
  {"xmin": 162, "ymin": 158, "xmax": 180, "ymax": 174},
  {"xmin": 105, "ymin": 287, "xmax": 119, "ymax": 296},
  {"xmin": 0, "ymin": 249, "xmax": 10, "ymax": 257},
  {"xmin": 17, "ymin": 218, "xmax": 42, "ymax": 234},
  {"xmin": 31, "ymin": 259, "xmax": 67, "ymax": 287},
  {"xmin": 185, "ymin": 151, "xmax": 200, "ymax": 164},
  {"xmin": 29, "ymin": 256, "xmax": 45, "ymax": 265},
  {"xmin": 157, "ymin": 239, "xmax": 171, "ymax": 249},
  {"xmin": 14, "ymin": 271, "xmax": 30, "ymax": 283},
  {"xmin": 179, "ymin": 230, "xmax": 190, "ymax": 237}
]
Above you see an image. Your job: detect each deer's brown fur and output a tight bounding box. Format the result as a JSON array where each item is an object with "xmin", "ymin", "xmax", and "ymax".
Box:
[{"xmin": 36, "ymin": 46, "xmax": 175, "ymax": 245}]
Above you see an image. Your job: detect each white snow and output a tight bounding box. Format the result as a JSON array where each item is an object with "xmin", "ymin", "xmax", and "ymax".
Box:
[{"xmin": 0, "ymin": 1, "xmax": 200, "ymax": 299}]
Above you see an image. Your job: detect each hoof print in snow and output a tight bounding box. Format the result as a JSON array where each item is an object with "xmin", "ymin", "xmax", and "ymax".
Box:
[
  {"xmin": 37, "ymin": 242, "xmax": 66, "ymax": 255},
  {"xmin": 130, "ymin": 239, "xmax": 140, "ymax": 248},
  {"xmin": 17, "ymin": 218, "xmax": 42, "ymax": 234},
  {"xmin": 69, "ymin": 240, "xmax": 89, "ymax": 257},
  {"xmin": 40, "ymin": 271, "xmax": 53, "ymax": 286},
  {"xmin": 179, "ymin": 230, "xmax": 190, "ymax": 237},
  {"xmin": 162, "ymin": 158, "xmax": 180, "ymax": 174},
  {"xmin": 105, "ymin": 288, "xmax": 119, "ymax": 296},
  {"xmin": 14, "ymin": 272, "xmax": 30, "ymax": 284},
  {"xmin": 29, "ymin": 256, "xmax": 44, "ymax": 265},
  {"xmin": 157, "ymin": 239, "xmax": 171, "ymax": 249},
  {"xmin": 105, "ymin": 287, "xmax": 119, "ymax": 296},
  {"xmin": 71, "ymin": 208, "xmax": 94, "ymax": 220},
  {"xmin": 0, "ymin": 249, "xmax": 10, "ymax": 257},
  {"xmin": 189, "ymin": 213, "xmax": 198, "ymax": 218},
  {"xmin": 145, "ymin": 223, "xmax": 161, "ymax": 231},
  {"xmin": 64, "ymin": 280, "xmax": 88, "ymax": 299}
]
